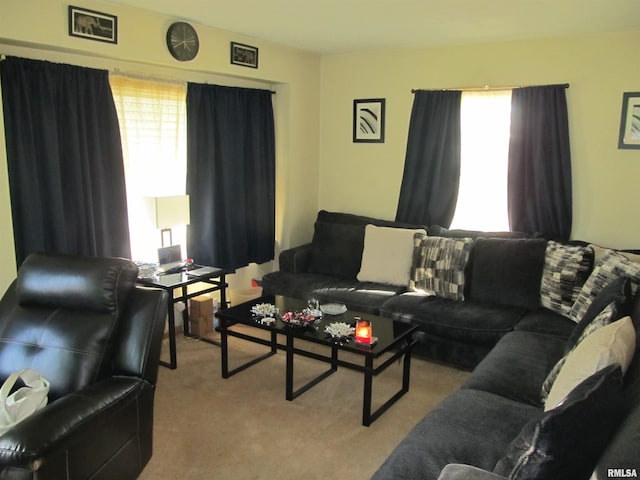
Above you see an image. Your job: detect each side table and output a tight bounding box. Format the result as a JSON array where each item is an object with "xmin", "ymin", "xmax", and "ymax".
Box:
[{"xmin": 137, "ymin": 265, "xmax": 229, "ymax": 369}]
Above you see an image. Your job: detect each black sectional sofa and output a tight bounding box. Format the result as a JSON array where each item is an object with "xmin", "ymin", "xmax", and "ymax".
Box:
[
  {"xmin": 262, "ymin": 210, "xmax": 640, "ymax": 480},
  {"xmin": 263, "ymin": 210, "xmax": 570, "ymax": 369}
]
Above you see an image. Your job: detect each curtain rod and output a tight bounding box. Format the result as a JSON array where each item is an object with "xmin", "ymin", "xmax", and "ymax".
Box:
[
  {"xmin": 411, "ymin": 83, "xmax": 569, "ymax": 93},
  {"xmin": 0, "ymin": 52, "xmax": 276, "ymax": 94},
  {"xmin": 110, "ymin": 68, "xmax": 276, "ymax": 94}
]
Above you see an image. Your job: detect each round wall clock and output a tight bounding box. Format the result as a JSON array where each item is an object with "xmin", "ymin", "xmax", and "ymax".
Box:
[{"xmin": 166, "ymin": 22, "xmax": 199, "ymax": 61}]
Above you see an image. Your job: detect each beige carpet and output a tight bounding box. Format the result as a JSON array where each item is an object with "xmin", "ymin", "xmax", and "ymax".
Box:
[{"xmin": 139, "ymin": 328, "xmax": 470, "ymax": 480}]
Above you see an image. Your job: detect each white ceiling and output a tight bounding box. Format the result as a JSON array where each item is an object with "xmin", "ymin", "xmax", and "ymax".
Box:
[{"xmin": 106, "ymin": 0, "xmax": 640, "ymax": 55}]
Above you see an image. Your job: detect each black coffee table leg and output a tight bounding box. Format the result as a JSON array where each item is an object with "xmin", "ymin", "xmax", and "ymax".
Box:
[{"xmin": 285, "ymin": 334, "xmax": 336, "ymax": 401}]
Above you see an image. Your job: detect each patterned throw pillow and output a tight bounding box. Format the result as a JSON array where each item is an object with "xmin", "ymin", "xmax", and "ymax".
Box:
[
  {"xmin": 540, "ymin": 302, "xmax": 617, "ymax": 403},
  {"xmin": 410, "ymin": 234, "xmax": 474, "ymax": 301},
  {"xmin": 540, "ymin": 241, "xmax": 593, "ymax": 317},
  {"xmin": 569, "ymin": 250, "xmax": 640, "ymax": 322}
]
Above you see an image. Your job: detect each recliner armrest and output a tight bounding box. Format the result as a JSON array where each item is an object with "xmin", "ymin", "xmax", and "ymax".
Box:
[
  {"xmin": 437, "ymin": 464, "xmax": 507, "ymax": 480},
  {"xmin": 279, "ymin": 243, "xmax": 313, "ymax": 273},
  {"xmin": 0, "ymin": 377, "xmax": 149, "ymax": 472}
]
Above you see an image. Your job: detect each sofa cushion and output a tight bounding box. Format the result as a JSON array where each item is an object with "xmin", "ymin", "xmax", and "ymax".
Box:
[
  {"xmin": 468, "ymin": 238, "xmax": 547, "ymax": 310},
  {"xmin": 462, "ymin": 331, "xmax": 567, "ymax": 407},
  {"xmin": 381, "ymin": 292, "xmax": 524, "ymax": 346},
  {"xmin": 494, "ymin": 365, "xmax": 624, "ymax": 480},
  {"xmin": 513, "ymin": 309, "xmax": 575, "ymax": 338},
  {"xmin": 540, "ymin": 241, "xmax": 594, "ymax": 317},
  {"xmin": 545, "ymin": 316, "xmax": 636, "ymax": 410},
  {"xmin": 260, "ymin": 271, "xmax": 404, "ymax": 314},
  {"xmin": 410, "ymin": 235, "xmax": 474, "ymax": 301},
  {"xmin": 357, "ymin": 225, "xmax": 425, "ymax": 286},
  {"xmin": 308, "ymin": 221, "xmax": 364, "ymax": 279},
  {"xmin": 310, "ymin": 281, "xmax": 405, "ymax": 314},
  {"xmin": 570, "ymin": 250, "xmax": 640, "ymax": 322},
  {"xmin": 371, "ymin": 388, "xmax": 539, "ymax": 480}
]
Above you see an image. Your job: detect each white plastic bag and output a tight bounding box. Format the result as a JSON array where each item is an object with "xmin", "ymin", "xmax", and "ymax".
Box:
[{"xmin": 0, "ymin": 369, "xmax": 50, "ymax": 435}]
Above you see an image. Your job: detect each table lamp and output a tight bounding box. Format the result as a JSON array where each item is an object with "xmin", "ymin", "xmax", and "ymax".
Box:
[{"xmin": 146, "ymin": 195, "xmax": 190, "ymax": 247}]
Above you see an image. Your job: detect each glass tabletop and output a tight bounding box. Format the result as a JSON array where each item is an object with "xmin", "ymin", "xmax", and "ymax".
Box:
[
  {"xmin": 217, "ymin": 295, "xmax": 416, "ymax": 357},
  {"xmin": 137, "ymin": 265, "xmax": 228, "ymax": 288}
]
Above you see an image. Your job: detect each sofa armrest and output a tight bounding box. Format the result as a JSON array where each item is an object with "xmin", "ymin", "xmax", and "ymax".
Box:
[
  {"xmin": 0, "ymin": 376, "xmax": 149, "ymax": 470},
  {"xmin": 438, "ymin": 464, "xmax": 507, "ymax": 480},
  {"xmin": 279, "ymin": 243, "xmax": 313, "ymax": 273}
]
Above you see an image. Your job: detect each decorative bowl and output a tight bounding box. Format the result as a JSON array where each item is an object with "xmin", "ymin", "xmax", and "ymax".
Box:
[
  {"xmin": 325, "ymin": 322, "xmax": 354, "ymax": 338},
  {"xmin": 320, "ymin": 303, "xmax": 348, "ymax": 315},
  {"xmin": 281, "ymin": 310, "xmax": 316, "ymax": 327},
  {"xmin": 251, "ymin": 303, "xmax": 279, "ymax": 317}
]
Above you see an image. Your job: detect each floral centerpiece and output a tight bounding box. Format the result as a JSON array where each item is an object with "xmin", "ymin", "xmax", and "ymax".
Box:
[{"xmin": 281, "ymin": 310, "xmax": 317, "ymax": 327}]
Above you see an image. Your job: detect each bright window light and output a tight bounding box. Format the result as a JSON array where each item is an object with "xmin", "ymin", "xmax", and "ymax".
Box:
[
  {"xmin": 110, "ymin": 75, "xmax": 187, "ymax": 261},
  {"xmin": 449, "ymin": 90, "xmax": 512, "ymax": 231}
]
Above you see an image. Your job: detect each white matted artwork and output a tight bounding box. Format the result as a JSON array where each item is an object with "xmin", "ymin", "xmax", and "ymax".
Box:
[
  {"xmin": 68, "ymin": 5, "xmax": 117, "ymax": 44},
  {"xmin": 618, "ymin": 91, "xmax": 640, "ymax": 149},
  {"xmin": 353, "ymin": 98, "xmax": 385, "ymax": 143}
]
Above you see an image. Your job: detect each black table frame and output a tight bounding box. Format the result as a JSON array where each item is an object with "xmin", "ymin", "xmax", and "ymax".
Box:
[
  {"xmin": 137, "ymin": 266, "xmax": 229, "ymax": 369},
  {"xmin": 217, "ymin": 300, "xmax": 417, "ymax": 426}
]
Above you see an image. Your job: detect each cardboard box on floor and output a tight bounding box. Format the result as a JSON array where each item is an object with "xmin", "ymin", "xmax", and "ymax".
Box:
[{"xmin": 190, "ymin": 295, "xmax": 213, "ymax": 336}]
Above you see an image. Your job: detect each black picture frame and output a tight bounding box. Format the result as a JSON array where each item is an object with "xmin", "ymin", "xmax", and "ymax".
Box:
[
  {"xmin": 68, "ymin": 5, "xmax": 117, "ymax": 44},
  {"xmin": 230, "ymin": 42, "xmax": 259, "ymax": 68},
  {"xmin": 353, "ymin": 98, "xmax": 385, "ymax": 143},
  {"xmin": 618, "ymin": 92, "xmax": 640, "ymax": 149}
]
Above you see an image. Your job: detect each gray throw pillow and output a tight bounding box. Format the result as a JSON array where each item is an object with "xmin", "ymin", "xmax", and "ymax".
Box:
[
  {"xmin": 468, "ymin": 238, "xmax": 548, "ymax": 310},
  {"xmin": 308, "ymin": 221, "xmax": 365, "ymax": 279}
]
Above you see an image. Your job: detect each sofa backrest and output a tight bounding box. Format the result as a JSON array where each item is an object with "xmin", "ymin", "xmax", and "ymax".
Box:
[
  {"xmin": 308, "ymin": 210, "xmax": 426, "ymax": 279},
  {"xmin": 316, "ymin": 210, "xmax": 426, "ymax": 230},
  {"xmin": 0, "ymin": 253, "xmax": 140, "ymax": 401},
  {"xmin": 427, "ymin": 224, "xmax": 533, "ymax": 239},
  {"xmin": 593, "ymin": 291, "xmax": 640, "ymax": 477},
  {"xmin": 467, "ymin": 238, "xmax": 548, "ymax": 309}
]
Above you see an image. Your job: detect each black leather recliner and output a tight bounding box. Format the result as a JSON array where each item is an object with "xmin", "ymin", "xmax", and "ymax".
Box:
[{"xmin": 0, "ymin": 253, "xmax": 168, "ymax": 479}]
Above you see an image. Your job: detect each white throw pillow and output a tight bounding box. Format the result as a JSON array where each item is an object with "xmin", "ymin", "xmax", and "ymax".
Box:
[
  {"xmin": 544, "ymin": 316, "xmax": 636, "ymax": 411},
  {"xmin": 357, "ymin": 225, "xmax": 426, "ymax": 286}
]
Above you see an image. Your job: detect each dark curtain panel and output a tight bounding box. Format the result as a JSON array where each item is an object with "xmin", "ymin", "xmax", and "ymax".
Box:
[
  {"xmin": 395, "ymin": 90, "xmax": 462, "ymax": 227},
  {"xmin": 508, "ymin": 85, "xmax": 572, "ymax": 240},
  {"xmin": 0, "ymin": 57, "xmax": 130, "ymax": 265},
  {"xmin": 186, "ymin": 84, "xmax": 275, "ymax": 271}
]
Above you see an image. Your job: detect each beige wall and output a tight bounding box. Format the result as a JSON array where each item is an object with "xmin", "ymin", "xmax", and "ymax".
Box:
[
  {"xmin": 320, "ymin": 31, "xmax": 640, "ymax": 249},
  {"xmin": 1, "ymin": 3, "xmax": 639, "ymax": 293},
  {"xmin": 0, "ymin": 0, "xmax": 321, "ymax": 292}
]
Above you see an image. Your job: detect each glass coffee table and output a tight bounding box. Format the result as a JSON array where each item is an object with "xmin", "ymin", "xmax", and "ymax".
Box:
[{"xmin": 216, "ymin": 295, "xmax": 417, "ymax": 426}]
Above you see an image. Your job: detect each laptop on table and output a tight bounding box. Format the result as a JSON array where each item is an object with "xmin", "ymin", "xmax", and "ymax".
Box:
[{"xmin": 157, "ymin": 245, "xmax": 185, "ymax": 274}]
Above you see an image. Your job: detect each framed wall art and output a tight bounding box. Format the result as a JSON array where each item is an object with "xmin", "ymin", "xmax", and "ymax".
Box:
[
  {"xmin": 68, "ymin": 5, "xmax": 117, "ymax": 44},
  {"xmin": 618, "ymin": 91, "xmax": 640, "ymax": 149},
  {"xmin": 230, "ymin": 42, "xmax": 259, "ymax": 68},
  {"xmin": 353, "ymin": 98, "xmax": 385, "ymax": 143}
]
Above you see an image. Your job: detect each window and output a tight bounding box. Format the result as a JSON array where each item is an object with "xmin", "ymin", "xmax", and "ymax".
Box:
[
  {"xmin": 110, "ymin": 75, "xmax": 187, "ymax": 261},
  {"xmin": 449, "ymin": 90, "xmax": 512, "ymax": 231}
]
